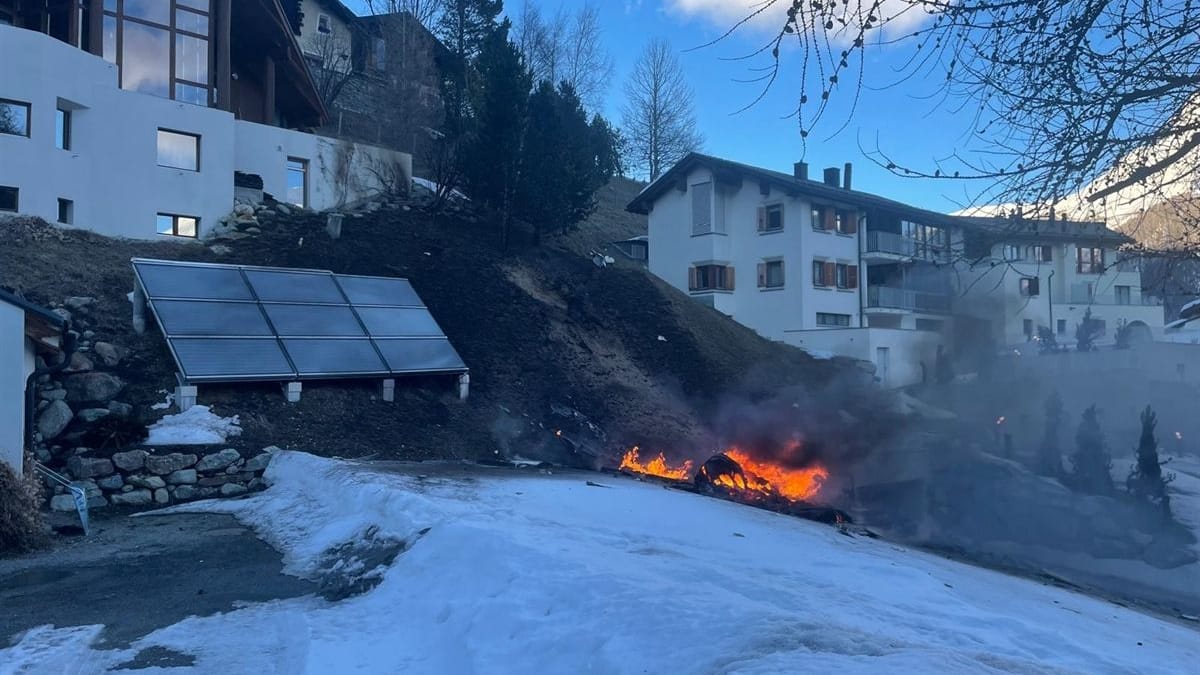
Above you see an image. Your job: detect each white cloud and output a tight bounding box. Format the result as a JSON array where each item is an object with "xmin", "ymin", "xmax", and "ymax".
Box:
[{"xmin": 666, "ymin": 0, "xmax": 933, "ymax": 39}]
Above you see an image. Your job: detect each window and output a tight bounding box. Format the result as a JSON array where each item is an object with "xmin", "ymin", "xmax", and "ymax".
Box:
[
  {"xmin": 56, "ymin": 108, "xmax": 72, "ymax": 150},
  {"xmin": 318, "ymin": 13, "xmax": 332, "ymax": 34},
  {"xmin": 690, "ymin": 182, "xmax": 713, "ymax": 234},
  {"xmin": 1076, "ymin": 246, "xmax": 1104, "ymax": 274},
  {"xmin": 817, "ymin": 312, "xmax": 851, "ymax": 327},
  {"xmin": 1115, "ymin": 285, "xmax": 1131, "ymax": 305},
  {"xmin": 629, "ymin": 242, "xmax": 647, "ymax": 260},
  {"xmin": 689, "ymin": 264, "xmax": 734, "ymax": 292},
  {"xmin": 368, "ymin": 37, "xmax": 387, "ymax": 71},
  {"xmin": 813, "ymin": 259, "xmax": 839, "ymax": 287},
  {"xmin": 758, "ymin": 260, "xmax": 784, "ymax": 289},
  {"xmin": 57, "ymin": 198, "xmax": 73, "ymax": 224},
  {"xmin": 835, "ymin": 209, "xmax": 857, "ymax": 234},
  {"xmin": 1032, "ymin": 245, "xmax": 1052, "ymax": 262},
  {"xmin": 0, "ymin": 98, "xmax": 30, "ymax": 137},
  {"xmin": 811, "ymin": 205, "xmax": 835, "ymax": 231},
  {"xmin": 901, "ymin": 220, "xmax": 948, "ymax": 261},
  {"xmin": 757, "ymin": 203, "xmax": 783, "ymax": 233},
  {"xmin": 0, "ymin": 186, "xmax": 17, "ymax": 212},
  {"xmin": 103, "ymin": 1, "xmax": 212, "ymax": 106},
  {"xmin": 1002, "ymin": 244, "xmax": 1021, "ymax": 261},
  {"xmin": 1019, "ymin": 277, "xmax": 1040, "ymax": 297},
  {"xmin": 157, "ymin": 129, "xmax": 199, "ymax": 170},
  {"xmin": 1057, "ymin": 319, "xmax": 1066, "ymax": 335},
  {"xmin": 287, "ymin": 158, "xmax": 308, "ymax": 208},
  {"xmin": 157, "ymin": 213, "xmax": 198, "ymax": 238},
  {"xmin": 836, "ymin": 263, "xmax": 859, "ymax": 289}
]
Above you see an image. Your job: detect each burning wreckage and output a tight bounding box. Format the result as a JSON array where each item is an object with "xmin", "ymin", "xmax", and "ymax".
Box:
[{"xmin": 616, "ymin": 447, "xmax": 852, "ymax": 526}]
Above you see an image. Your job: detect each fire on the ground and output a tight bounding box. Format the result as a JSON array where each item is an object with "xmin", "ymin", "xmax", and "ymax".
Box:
[{"xmin": 619, "ymin": 447, "xmax": 828, "ymax": 503}]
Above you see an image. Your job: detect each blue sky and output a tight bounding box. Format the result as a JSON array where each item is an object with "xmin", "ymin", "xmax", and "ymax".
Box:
[{"xmin": 351, "ymin": 1, "xmax": 983, "ymax": 212}]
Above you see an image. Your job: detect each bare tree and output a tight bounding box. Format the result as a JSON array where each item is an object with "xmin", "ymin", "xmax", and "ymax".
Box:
[
  {"xmin": 562, "ymin": 1, "xmax": 614, "ymax": 112},
  {"xmin": 363, "ymin": 0, "xmax": 444, "ymax": 29},
  {"xmin": 621, "ymin": 38, "xmax": 703, "ymax": 181},
  {"xmin": 308, "ymin": 31, "xmax": 358, "ymax": 110},
  {"xmin": 711, "ymin": 1, "xmax": 1200, "ymax": 241},
  {"xmin": 513, "ymin": 0, "xmax": 567, "ymax": 87}
]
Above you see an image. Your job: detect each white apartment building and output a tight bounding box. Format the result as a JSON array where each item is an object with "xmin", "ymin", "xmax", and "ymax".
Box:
[
  {"xmin": 628, "ymin": 153, "xmax": 1165, "ymax": 387},
  {"xmin": 0, "ymin": 1, "xmax": 409, "ymax": 241}
]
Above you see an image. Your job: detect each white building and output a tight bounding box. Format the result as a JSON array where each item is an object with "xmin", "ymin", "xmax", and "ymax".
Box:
[
  {"xmin": 0, "ymin": 289, "xmax": 63, "ymax": 476},
  {"xmin": 0, "ymin": 1, "xmax": 409, "ymax": 241},
  {"xmin": 628, "ymin": 153, "xmax": 1166, "ymax": 387}
]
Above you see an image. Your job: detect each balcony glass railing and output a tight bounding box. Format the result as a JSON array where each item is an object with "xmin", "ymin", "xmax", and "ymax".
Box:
[
  {"xmin": 865, "ymin": 231, "xmax": 950, "ymax": 262},
  {"xmin": 867, "ymin": 285, "xmax": 952, "ymax": 313}
]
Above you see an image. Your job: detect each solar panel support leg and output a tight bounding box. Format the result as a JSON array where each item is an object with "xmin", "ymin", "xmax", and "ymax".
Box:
[
  {"xmin": 380, "ymin": 378, "xmax": 395, "ymax": 402},
  {"xmin": 175, "ymin": 373, "xmax": 197, "ymax": 412},
  {"xmin": 283, "ymin": 381, "xmax": 303, "ymax": 403},
  {"xmin": 326, "ymin": 213, "xmax": 344, "ymax": 240},
  {"xmin": 132, "ymin": 284, "xmax": 148, "ymax": 334},
  {"xmin": 457, "ymin": 373, "xmax": 470, "ymax": 400}
]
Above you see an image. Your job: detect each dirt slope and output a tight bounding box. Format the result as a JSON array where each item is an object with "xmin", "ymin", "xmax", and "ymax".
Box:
[{"xmin": 0, "ymin": 184, "xmax": 856, "ymax": 465}]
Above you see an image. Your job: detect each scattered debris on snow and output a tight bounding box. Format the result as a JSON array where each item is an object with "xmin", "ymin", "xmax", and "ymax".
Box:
[
  {"xmin": 145, "ymin": 405, "xmax": 242, "ymax": 445},
  {"xmin": 150, "ymin": 390, "xmax": 175, "ymax": 411}
]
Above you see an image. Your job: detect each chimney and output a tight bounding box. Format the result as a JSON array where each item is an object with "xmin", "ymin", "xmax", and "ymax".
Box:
[
  {"xmin": 793, "ymin": 161, "xmax": 809, "ymax": 181},
  {"xmin": 843, "ymin": 162, "xmax": 853, "ymax": 190},
  {"xmin": 823, "ymin": 167, "xmax": 841, "ymax": 187}
]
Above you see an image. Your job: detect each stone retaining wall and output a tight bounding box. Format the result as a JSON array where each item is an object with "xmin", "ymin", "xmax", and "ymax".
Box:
[{"xmin": 49, "ymin": 446, "xmax": 276, "ymax": 512}]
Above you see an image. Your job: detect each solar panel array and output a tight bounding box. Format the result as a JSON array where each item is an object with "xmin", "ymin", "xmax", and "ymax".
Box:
[{"xmin": 132, "ymin": 259, "xmax": 467, "ymax": 384}]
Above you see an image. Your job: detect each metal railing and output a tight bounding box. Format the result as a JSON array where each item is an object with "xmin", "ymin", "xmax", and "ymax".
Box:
[
  {"xmin": 864, "ymin": 231, "xmax": 950, "ymax": 262},
  {"xmin": 867, "ymin": 285, "xmax": 952, "ymax": 313}
]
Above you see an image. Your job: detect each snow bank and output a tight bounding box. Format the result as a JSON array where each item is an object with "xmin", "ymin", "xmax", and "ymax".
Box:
[
  {"xmin": 5, "ymin": 452, "xmax": 1199, "ymax": 673},
  {"xmin": 144, "ymin": 405, "xmax": 241, "ymax": 446}
]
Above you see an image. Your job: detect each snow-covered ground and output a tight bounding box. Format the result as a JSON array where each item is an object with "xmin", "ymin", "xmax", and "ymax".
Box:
[
  {"xmin": 4, "ymin": 452, "xmax": 1198, "ymax": 674},
  {"xmin": 143, "ymin": 405, "xmax": 241, "ymax": 446}
]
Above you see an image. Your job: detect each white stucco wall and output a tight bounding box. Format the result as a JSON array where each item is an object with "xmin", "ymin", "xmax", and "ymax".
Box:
[
  {"xmin": 646, "ymin": 167, "xmax": 862, "ymax": 340},
  {"xmin": 0, "ymin": 25, "xmax": 410, "ymax": 241},
  {"xmin": 297, "ymin": 0, "xmax": 355, "ymax": 60},
  {"xmin": 0, "ymin": 303, "xmax": 33, "ymax": 476},
  {"xmin": 961, "ymin": 241, "xmax": 1164, "ymax": 347},
  {"xmin": 783, "ymin": 327, "xmax": 942, "ymax": 388}
]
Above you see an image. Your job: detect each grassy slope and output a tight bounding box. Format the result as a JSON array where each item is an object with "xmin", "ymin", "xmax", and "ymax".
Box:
[{"xmin": 0, "ymin": 183, "xmax": 853, "ymax": 465}]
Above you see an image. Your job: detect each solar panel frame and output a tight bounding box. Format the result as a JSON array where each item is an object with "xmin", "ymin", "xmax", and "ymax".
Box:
[{"xmin": 132, "ymin": 258, "xmax": 468, "ymax": 386}]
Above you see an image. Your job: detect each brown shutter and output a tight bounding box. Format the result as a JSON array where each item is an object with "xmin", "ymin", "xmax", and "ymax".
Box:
[
  {"xmin": 757, "ymin": 263, "xmax": 766, "ymax": 288},
  {"xmin": 823, "ymin": 208, "xmax": 836, "ymax": 231},
  {"xmin": 726, "ymin": 266, "xmax": 735, "ymax": 290},
  {"xmin": 848, "ymin": 265, "xmax": 859, "ymax": 289},
  {"xmin": 756, "ymin": 207, "xmax": 766, "ymax": 232},
  {"xmin": 824, "ymin": 261, "xmax": 836, "ymax": 285},
  {"xmin": 688, "ymin": 267, "xmax": 697, "ymax": 291},
  {"xmin": 847, "ymin": 212, "xmax": 858, "ymax": 234}
]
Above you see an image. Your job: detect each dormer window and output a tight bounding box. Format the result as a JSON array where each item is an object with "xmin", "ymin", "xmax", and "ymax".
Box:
[{"xmin": 318, "ymin": 14, "xmax": 332, "ymax": 34}]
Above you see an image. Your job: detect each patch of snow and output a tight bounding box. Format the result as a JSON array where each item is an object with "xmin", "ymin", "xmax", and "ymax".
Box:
[
  {"xmin": 149, "ymin": 389, "xmax": 175, "ymax": 411},
  {"xmin": 805, "ymin": 348, "xmax": 836, "ymax": 359},
  {"xmin": 144, "ymin": 405, "xmax": 241, "ymax": 445},
  {"xmin": 1181, "ymin": 298, "xmax": 1200, "ymax": 317},
  {"xmin": 5, "ymin": 452, "xmax": 1200, "ymax": 673},
  {"xmin": 656, "ymin": 335, "xmax": 667, "ymax": 342}
]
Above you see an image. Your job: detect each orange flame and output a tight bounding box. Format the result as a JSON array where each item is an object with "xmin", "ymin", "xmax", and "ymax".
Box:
[
  {"xmin": 719, "ymin": 449, "xmax": 828, "ymax": 502},
  {"xmin": 619, "ymin": 447, "xmax": 694, "ymax": 481}
]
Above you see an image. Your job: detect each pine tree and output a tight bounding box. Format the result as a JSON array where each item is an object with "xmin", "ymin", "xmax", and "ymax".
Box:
[
  {"xmin": 436, "ymin": 0, "xmax": 503, "ymax": 139},
  {"xmin": 1037, "ymin": 391, "xmax": 1064, "ymax": 477},
  {"xmin": 1067, "ymin": 404, "xmax": 1114, "ymax": 494},
  {"xmin": 517, "ymin": 82, "xmax": 618, "ymax": 243},
  {"xmin": 461, "ymin": 19, "xmax": 530, "ymax": 249},
  {"xmin": 1075, "ymin": 308, "xmax": 1101, "ymax": 352},
  {"xmin": 1127, "ymin": 405, "xmax": 1176, "ymax": 520}
]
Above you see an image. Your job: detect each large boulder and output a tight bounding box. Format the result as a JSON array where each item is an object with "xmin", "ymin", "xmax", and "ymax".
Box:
[
  {"xmin": 37, "ymin": 400, "xmax": 74, "ymax": 440},
  {"xmin": 196, "ymin": 449, "xmax": 241, "ymax": 472},
  {"xmin": 66, "ymin": 455, "xmax": 113, "ymax": 479},
  {"xmin": 64, "ymin": 372, "xmax": 125, "ymax": 404},
  {"xmin": 75, "ymin": 408, "xmax": 111, "ymax": 424},
  {"xmin": 166, "ymin": 469, "xmax": 198, "ymax": 485},
  {"xmin": 145, "ymin": 453, "xmax": 198, "ymax": 475},
  {"xmin": 92, "ymin": 342, "xmax": 122, "ymax": 367},
  {"xmin": 110, "ymin": 489, "xmax": 153, "ymax": 506},
  {"xmin": 112, "ymin": 449, "xmax": 148, "ymax": 471}
]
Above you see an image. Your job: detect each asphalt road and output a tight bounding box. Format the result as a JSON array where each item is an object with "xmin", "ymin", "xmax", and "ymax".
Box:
[{"xmin": 0, "ymin": 512, "xmax": 315, "ymax": 661}]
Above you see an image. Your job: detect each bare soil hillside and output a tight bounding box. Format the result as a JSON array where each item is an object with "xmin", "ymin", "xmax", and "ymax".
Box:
[{"xmin": 0, "ymin": 183, "xmax": 863, "ymax": 465}]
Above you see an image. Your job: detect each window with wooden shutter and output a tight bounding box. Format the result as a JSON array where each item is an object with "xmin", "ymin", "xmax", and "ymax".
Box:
[
  {"xmin": 726, "ymin": 266, "xmax": 734, "ymax": 290},
  {"xmin": 824, "ymin": 261, "xmax": 836, "ymax": 285},
  {"xmin": 691, "ymin": 182, "xmax": 713, "ymax": 235},
  {"xmin": 847, "ymin": 265, "xmax": 859, "ymax": 288},
  {"xmin": 823, "ymin": 208, "xmax": 836, "ymax": 231},
  {"xmin": 844, "ymin": 211, "xmax": 858, "ymax": 234},
  {"xmin": 812, "ymin": 260, "xmax": 824, "ymax": 286},
  {"xmin": 688, "ymin": 266, "xmax": 698, "ymax": 291},
  {"xmin": 757, "ymin": 262, "xmax": 767, "ymax": 287},
  {"xmin": 756, "ymin": 207, "xmax": 766, "ymax": 232}
]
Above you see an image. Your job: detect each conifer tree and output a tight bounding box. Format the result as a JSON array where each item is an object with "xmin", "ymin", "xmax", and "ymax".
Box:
[
  {"xmin": 1068, "ymin": 405, "xmax": 1114, "ymax": 495},
  {"xmin": 1127, "ymin": 405, "xmax": 1176, "ymax": 520},
  {"xmin": 1037, "ymin": 391, "xmax": 1064, "ymax": 477}
]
